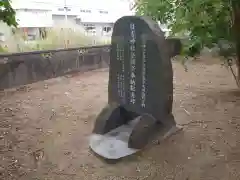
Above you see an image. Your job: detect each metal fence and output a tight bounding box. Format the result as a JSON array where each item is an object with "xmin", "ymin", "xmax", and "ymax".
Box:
[{"xmin": 0, "ymin": 45, "xmax": 110, "ymax": 90}]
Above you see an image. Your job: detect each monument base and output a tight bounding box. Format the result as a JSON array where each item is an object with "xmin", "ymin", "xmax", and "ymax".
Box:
[
  {"xmin": 89, "ymin": 117, "xmax": 140, "ymax": 160},
  {"xmin": 89, "ymin": 116, "xmax": 182, "ymax": 160}
]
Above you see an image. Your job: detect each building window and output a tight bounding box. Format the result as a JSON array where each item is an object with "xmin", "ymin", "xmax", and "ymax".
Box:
[
  {"xmin": 0, "ymin": 32, "xmax": 5, "ymax": 42},
  {"xmin": 84, "ymin": 24, "xmax": 95, "ymax": 30},
  {"xmin": 99, "ymin": 10, "xmax": 108, "ymax": 14},
  {"xmin": 85, "ymin": 26, "xmax": 95, "ymax": 31},
  {"xmin": 75, "ymin": 18, "xmax": 81, "ymax": 24},
  {"xmin": 80, "ymin": 9, "xmax": 91, "ymax": 13},
  {"xmin": 58, "ymin": 8, "xmax": 71, "ymax": 11},
  {"xmin": 103, "ymin": 26, "xmax": 112, "ymax": 32}
]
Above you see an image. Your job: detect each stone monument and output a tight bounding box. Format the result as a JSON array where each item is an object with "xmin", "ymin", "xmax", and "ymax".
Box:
[{"xmin": 90, "ymin": 16, "xmax": 182, "ymax": 160}]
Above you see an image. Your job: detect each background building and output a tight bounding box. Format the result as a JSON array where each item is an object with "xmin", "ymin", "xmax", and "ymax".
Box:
[
  {"xmin": 5, "ymin": 0, "xmax": 134, "ymax": 39},
  {"xmin": 1, "ymin": 0, "xmax": 171, "ymax": 43}
]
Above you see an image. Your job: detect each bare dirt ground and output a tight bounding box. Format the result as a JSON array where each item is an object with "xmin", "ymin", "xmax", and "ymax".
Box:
[{"xmin": 1, "ymin": 58, "xmax": 240, "ymax": 180}]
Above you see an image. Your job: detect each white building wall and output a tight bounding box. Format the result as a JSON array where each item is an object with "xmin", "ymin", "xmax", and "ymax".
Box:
[
  {"xmin": 0, "ymin": 22, "xmax": 12, "ymax": 42},
  {"xmin": 16, "ymin": 9, "xmax": 53, "ymax": 28},
  {"xmin": 52, "ymin": 15, "xmax": 77, "ymax": 26},
  {"xmin": 11, "ymin": 0, "xmax": 53, "ymax": 10},
  {"xmin": 10, "ymin": 0, "xmax": 134, "ymax": 28}
]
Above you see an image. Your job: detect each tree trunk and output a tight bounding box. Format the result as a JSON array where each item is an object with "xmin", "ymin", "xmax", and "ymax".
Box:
[{"xmin": 232, "ymin": 0, "xmax": 240, "ymax": 86}]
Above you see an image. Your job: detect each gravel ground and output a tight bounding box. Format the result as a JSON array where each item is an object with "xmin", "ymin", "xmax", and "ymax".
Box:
[{"xmin": 1, "ymin": 60, "xmax": 240, "ymax": 180}]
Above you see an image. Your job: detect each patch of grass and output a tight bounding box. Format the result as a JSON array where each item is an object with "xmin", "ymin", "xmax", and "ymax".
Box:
[
  {"xmin": 0, "ymin": 45, "xmax": 8, "ymax": 53},
  {"xmin": 0, "ymin": 23, "xmax": 111, "ymax": 53}
]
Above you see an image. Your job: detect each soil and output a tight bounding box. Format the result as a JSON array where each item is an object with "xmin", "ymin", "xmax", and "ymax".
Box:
[{"xmin": 1, "ymin": 58, "xmax": 240, "ymax": 180}]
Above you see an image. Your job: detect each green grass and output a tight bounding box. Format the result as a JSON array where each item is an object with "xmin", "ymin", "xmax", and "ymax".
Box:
[{"xmin": 0, "ymin": 25, "xmax": 111, "ymax": 53}]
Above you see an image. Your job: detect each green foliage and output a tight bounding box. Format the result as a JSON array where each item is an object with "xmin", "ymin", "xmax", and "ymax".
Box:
[
  {"xmin": 0, "ymin": 0, "xmax": 17, "ymax": 27},
  {"xmin": 135, "ymin": 0, "xmax": 234, "ymax": 57}
]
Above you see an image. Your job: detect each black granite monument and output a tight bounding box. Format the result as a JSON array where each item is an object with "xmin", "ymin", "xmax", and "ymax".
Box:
[{"xmin": 92, "ymin": 16, "xmax": 181, "ymax": 149}]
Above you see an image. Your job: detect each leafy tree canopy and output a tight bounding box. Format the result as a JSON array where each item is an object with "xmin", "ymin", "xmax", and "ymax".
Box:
[
  {"xmin": 0, "ymin": 0, "xmax": 17, "ymax": 27},
  {"xmin": 135, "ymin": 0, "xmax": 234, "ymax": 57}
]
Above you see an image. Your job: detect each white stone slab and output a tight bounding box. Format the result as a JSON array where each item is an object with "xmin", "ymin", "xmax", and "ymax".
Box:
[{"xmin": 89, "ymin": 118, "xmax": 140, "ymax": 160}]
